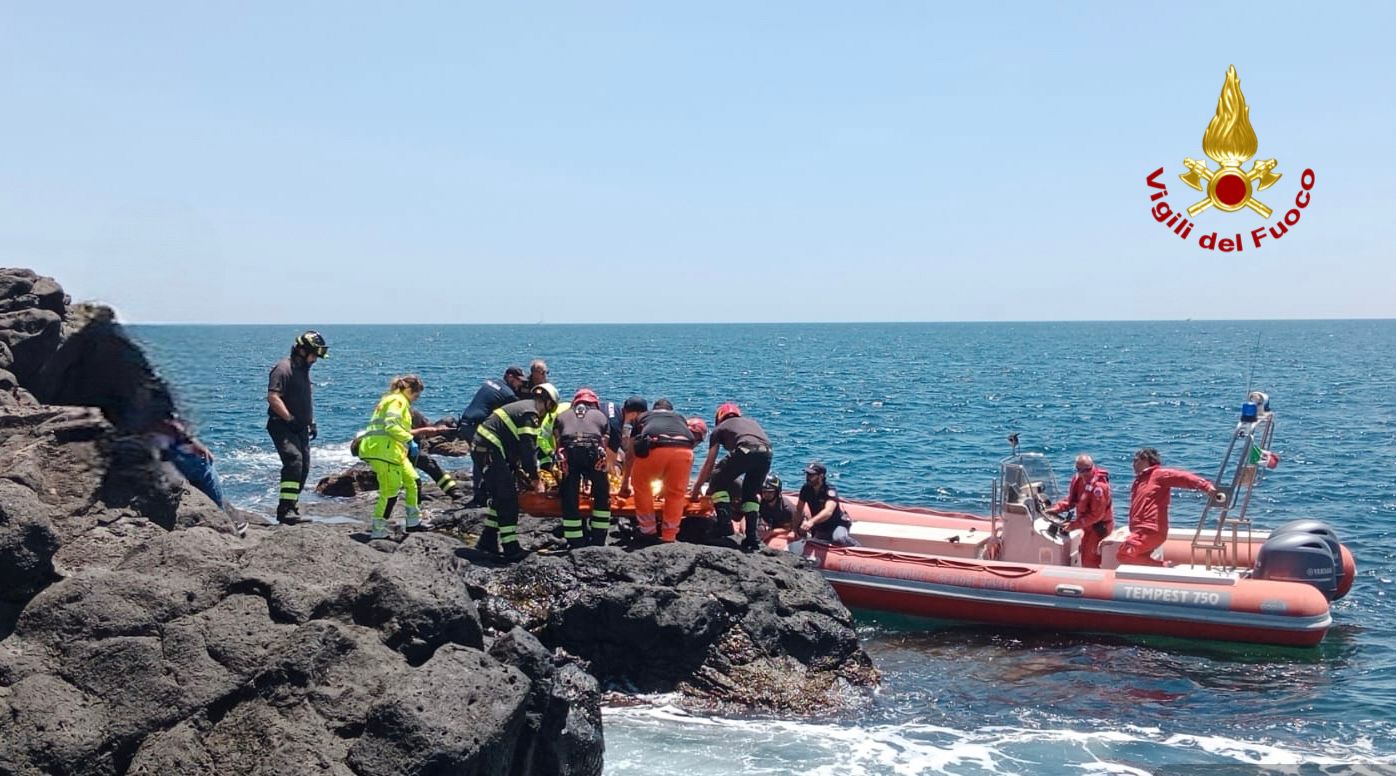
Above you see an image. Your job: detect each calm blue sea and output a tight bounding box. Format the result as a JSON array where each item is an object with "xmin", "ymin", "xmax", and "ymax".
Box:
[{"xmin": 131, "ymin": 321, "xmax": 1396, "ymax": 775}]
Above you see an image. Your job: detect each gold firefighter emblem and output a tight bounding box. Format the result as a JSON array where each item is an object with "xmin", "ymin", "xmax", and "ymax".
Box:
[{"xmin": 1179, "ymin": 65, "xmax": 1281, "ymax": 218}]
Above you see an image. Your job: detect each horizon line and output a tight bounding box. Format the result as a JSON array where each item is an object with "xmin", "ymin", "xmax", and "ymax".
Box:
[{"xmin": 123, "ymin": 316, "xmax": 1396, "ymax": 326}]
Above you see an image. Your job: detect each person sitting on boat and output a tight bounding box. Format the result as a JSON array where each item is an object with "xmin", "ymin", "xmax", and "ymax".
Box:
[
  {"xmin": 796, "ymin": 461, "xmax": 857, "ymax": 546},
  {"xmin": 554, "ymin": 388, "xmax": 614, "ymax": 549},
  {"xmin": 691, "ymin": 403, "xmax": 772, "ymax": 552},
  {"xmin": 757, "ymin": 474, "xmax": 794, "ymax": 531},
  {"xmin": 1119, "ymin": 447, "xmax": 1223, "ymax": 566},
  {"xmin": 1044, "ymin": 453, "xmax": 1114, "ymax": 568},
  {"xmin": 458, "ymin": 366, "xmax": 529, "ymax": 506},
  {"xmin": 626, "ymin": 398, "xmax": 698, "ymax": 546}
]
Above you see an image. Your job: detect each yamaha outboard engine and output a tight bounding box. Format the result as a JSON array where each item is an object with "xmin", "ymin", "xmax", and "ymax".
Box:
[
  {"xmin": 1270, "ymin": 519, "xmax": 1344, "ymax": 597},
  {"xmin": 1254, "ymin": 527, "xmax": 1339, "ymax": 601}
]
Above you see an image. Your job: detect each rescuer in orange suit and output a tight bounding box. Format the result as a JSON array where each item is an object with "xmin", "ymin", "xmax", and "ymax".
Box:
[
  {"xmin": 627, "ymin": 399, "xmax": 699, "ymax": 546},
  {"xmin": 1118, "ymin": 447, "xmax": 1223, "ymax": 566},
  {"xmin": 1045, "ymin": 453, "xmax": 1114, "ymax": 568}
]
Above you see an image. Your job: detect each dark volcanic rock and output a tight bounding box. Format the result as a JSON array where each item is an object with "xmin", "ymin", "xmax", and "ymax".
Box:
[
  {"xmin": 315, "ymin": 462, "xmax": 472, "ymax": 498},
  {"xmin": 0, "ymin": 525, "xmax": 603, "ymax": 776},
  {"xmin": 489, "ymin": 626, "xmax": 605, "ymax": 776},
  {"xmin": 347, "ymin": 645, "xmax": 530, "ymax": 776},
  {"xmin": 467, "ymin": 541, "xmax": 877, "ymax": 714},
  {"xmin": 314, "ymin": 463, "xmax": 380, "ymax": 496}
]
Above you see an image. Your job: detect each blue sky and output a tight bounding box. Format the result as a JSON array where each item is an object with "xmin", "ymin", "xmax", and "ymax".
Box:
[{"xmin": 2, "ymin": 2, "xmax": 1392, "ymax": 323}]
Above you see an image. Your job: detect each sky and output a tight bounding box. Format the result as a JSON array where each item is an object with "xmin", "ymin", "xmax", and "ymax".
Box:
[{"xmin": 1, "ymin": 2, "xmax": 1393, "ymax": 324}]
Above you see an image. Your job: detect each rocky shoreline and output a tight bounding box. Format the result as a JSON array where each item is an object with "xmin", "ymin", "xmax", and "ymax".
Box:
[{"xmin": 0, "ymin": 268, "xmax": 877, "ymax": 775}]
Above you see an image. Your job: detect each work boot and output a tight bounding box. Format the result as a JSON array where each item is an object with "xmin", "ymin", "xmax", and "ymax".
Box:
[
  {"xmin": 628, "ymin": 532, "xmax": 662, "ymax": 550},
  {"xmin": 589, "ymin": 528, "xmax": 609, "ymax": 548},
  {"xmin": 369, "ymin": 517, "xmax": 389, "ymax": 540},
  {"xmin": 276, "ymin": 503, "xmax": 305, "ymax": 525},
  {"xmin": 404, "ymin": 507, "xmax": 433, "ymax": 533},
  {"xmin": 474, "ymin": 527, "xmax": 500, "ymax": 555},
  {"xmin": 499, "ymin": 543, "xmax": 528, "ymax": 563},
  {"xmin": 742, "ymin": 511, "xmax": 761, "ymax": 550}
]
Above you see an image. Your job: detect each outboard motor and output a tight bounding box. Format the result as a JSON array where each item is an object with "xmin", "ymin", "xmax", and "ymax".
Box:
[
  {"xmin": 1254, "ymin": 532, "xmax": 1338, "ymax": 601},
  {"xmin": 1269, "ymin": 519, "xmax": 1344, "ymax": 596}
]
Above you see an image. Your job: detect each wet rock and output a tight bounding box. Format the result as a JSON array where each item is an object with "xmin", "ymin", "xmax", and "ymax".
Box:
[
  {"xmin": 314, "ymin": 462, "xmax": 472, "ymax": 498},
  {"xmin": 313, "ymin": 464, "xmax": 379, "ymax": 496},
  {"xmin": 426, "ymin": 437, "xmax": 474, "ymax": 457}
]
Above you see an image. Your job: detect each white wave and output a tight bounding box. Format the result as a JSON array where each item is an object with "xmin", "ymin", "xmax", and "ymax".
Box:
[{"xmin": 602, "ymin": 704, "xmax": 1382, "ymax": 775}]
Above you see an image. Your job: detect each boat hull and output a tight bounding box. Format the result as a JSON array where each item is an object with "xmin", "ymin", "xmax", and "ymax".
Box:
[
  {"xmin": 807, "ymin": 543, "xmax": 1333, "ymax": 647},
  {"xmin": 822, "ymin": 499, "xmax": 1356, "ymax": 601}
]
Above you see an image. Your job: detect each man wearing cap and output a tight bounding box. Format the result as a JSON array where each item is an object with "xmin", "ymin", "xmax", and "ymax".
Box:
[
  {"xmin": 459, "ymin": 366, "xmax": 529, "ymax": 507},
  {"xmin": 797, "ymin": 462, "xmax": 856, "ymax": 546}
]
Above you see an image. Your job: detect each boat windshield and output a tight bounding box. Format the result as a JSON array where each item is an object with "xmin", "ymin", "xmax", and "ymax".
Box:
[{"xmin": 999, "ymin": 452, "xmax": 1061, "ymax": 510}]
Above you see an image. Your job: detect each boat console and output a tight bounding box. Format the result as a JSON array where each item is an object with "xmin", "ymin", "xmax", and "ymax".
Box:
[{"xmin": 994, "ymin": 454, "xmax": 1079, "ymax": 566}]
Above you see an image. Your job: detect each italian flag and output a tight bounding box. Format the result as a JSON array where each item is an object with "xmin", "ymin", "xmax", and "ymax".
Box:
[{"xmin": 1249, "ymin": 446, "xmax": 1280, "ymax": 469}]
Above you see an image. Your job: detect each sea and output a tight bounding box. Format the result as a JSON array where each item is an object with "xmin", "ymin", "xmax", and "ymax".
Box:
[{"xmin": 130, "ymin": 320, "xmax": 1396, "ymax": 775}]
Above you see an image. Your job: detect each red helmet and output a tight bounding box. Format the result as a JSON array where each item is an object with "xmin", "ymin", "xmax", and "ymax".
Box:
[
  {"xmin": 572, "ymin": 388, "xmax": 600, "ymax": 407},
  {"xmin": 714, "ymin": 402, "xmax": 741, "ymax": 425},
  {"xmin": 686, "ymin": 417, "xmax": 708, "ymax": 441}
]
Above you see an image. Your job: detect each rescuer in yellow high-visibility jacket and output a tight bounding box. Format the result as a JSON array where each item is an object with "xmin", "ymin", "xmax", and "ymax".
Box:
[{"xmin": 357, "ymin": 375, "xmax": 430, "ymax": 539}]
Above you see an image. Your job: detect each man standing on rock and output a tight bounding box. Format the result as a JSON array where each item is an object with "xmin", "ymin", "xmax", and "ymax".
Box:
[
  {"xmin": 691, "ymin": 402, "xmax": 772, "ymax": 552},
  {"xmin": 266, "ymin": 330, "xmax": 328, "ymax": 524},
  {"xmin": 472, "ymin": 382, "xmax": 559, "ymax": 561}
]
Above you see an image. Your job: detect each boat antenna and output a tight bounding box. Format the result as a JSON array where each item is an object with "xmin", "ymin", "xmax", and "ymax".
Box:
[{"xmin": 1244, "ymin": 331, "xmax": 1261, "ymax": 395}]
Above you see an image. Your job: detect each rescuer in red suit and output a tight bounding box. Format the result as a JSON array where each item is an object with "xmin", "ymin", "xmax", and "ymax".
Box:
[
  {"xmin": 1118, "ymin": 447, "xmax": 1223, "ymax": 566},
  {"xmin": 1045, "ymin": 453, "xmax": 1114, "ymax": 568}
]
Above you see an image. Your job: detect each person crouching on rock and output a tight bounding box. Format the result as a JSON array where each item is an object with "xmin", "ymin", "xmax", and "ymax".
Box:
[
  {"xmin": 409, "ymin": 409, "xmax": 463, "ymax": 501},
  {"xmin": 357, "ymin": 375, "xmax": 432, "ymax": 539},
  {"xmin": 691, "ymin": 402, "xmax": 771, "ymax": 552},
  {"xmin": 555, "ymin": 388, "xmax": 613, "ymax": 549},
  {"xmin": 472, "ymin": 383, "xmax": 559, "ymax": 561}
]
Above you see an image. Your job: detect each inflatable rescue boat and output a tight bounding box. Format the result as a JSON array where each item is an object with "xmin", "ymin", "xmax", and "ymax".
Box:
[{"xmin": 767, "ymin": 393, "xmax": 1354, "ymax": 646}]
